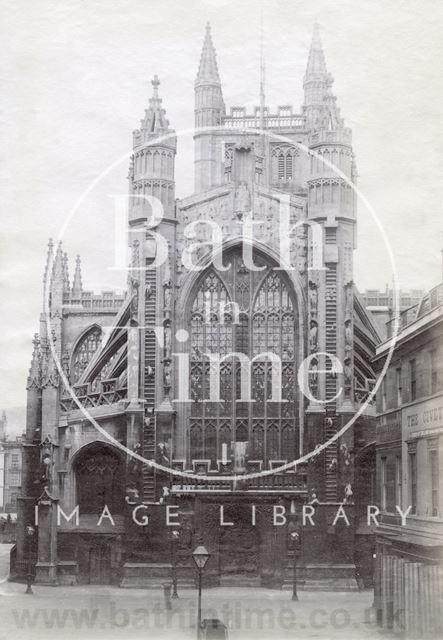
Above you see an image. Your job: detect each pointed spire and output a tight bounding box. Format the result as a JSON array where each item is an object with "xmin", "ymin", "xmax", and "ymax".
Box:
[
  {"xmin": 72, "ymin": 254, "xmax": 83, "ymax": 296},
  {"xmin": 304, "ymin": 22, "xmax": 328, "ymax": 80},
  {"xmin": 52, "ymin": 241, "xmax": 64, "ymax": 280},
  {"xmin": 26, "ymin": 334, "xmax": 42, "ymax": 390},
  {"xmin": 43, "ymin": 238, "xmax": 54, "ymax": 299},
  {"xmin": 62, "ymin": 252, "xmax": 70, "ymax": 293},
  {"xmin": 196, "ymin": 22, "xmax": 222, "ymax": 86},
  {"xmin": 303, "ymin": 23, "xmax": 338, "ymax": 131},
  {"xmin": 0, "ymin": 410, "xmax": 6, "ymax": 441},
  {"xmin": 139, "ymin": 75, "xmax": 171, "ymax": 136}
]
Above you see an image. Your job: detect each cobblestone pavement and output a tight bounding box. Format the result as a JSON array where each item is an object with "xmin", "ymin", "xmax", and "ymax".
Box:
[{"xmin": 0, "ymin": 579, "xmax": 387, "ymax": 640}]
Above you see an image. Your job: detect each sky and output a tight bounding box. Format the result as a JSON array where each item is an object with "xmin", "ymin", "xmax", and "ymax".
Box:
[{"xmin": 1, "ymin": 0, "xmax": 443, "ymax": 423}]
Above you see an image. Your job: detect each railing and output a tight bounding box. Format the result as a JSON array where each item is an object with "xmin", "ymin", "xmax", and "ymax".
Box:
[
  {"xmin": 222, "ymin": 114, "xmax": 305, "ymax": 130},
  {"xmin": 386, "ymin": 282, "xmax": 443, "ymax": 338},
  {"xmin": 63, "ymin": 291, "xmax": 125, "ymax": 311},
  {"xmin": 60, "ymin": 378, "xmax": 127, "ymax": 411},
  {"xmin": 170, "ymin": 467, "xmax": 308, "ymax": 493}
]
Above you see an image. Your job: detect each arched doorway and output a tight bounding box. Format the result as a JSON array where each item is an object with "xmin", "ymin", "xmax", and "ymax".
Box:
[
  {"xmin": 219, "ymin": 503, "xmax": 260, "ymax": 581},
  {"xmin": 74, "ymin": 442, "xmax": 125, "ymax": 516},
  {"xmin": 187, "ymin": 247, "xmax": 300, "ymax": 468}
]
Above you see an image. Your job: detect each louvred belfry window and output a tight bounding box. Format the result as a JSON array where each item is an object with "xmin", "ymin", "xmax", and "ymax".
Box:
[
  {"xmin": 272, "ymin": 145, "xmax": 296, "ymax": 182},
  {"xmin": 189, "ymin": 249, "xmax": 298, "ymax": 468}
]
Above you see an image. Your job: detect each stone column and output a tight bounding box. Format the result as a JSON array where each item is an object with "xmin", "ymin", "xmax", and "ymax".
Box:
[{"xmin": 35, "ymin": 490, "xmax": 58, "ymax": 585}]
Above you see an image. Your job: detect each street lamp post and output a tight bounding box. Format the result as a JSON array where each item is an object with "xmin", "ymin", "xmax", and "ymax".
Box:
[
  {"xmin": 192, "ymin": 544, "xmax": 210, "ymax": 640},
  {"xmin": 290, "ymin": 531, "xmax": 299, "ymax": 601},
  {"xmin": 25, "ymin": 525, "xmax": 35, "ymax": 595},
  {"xmin": 171, "ymin": 529, "xmax": 179, "ymax": 599}
]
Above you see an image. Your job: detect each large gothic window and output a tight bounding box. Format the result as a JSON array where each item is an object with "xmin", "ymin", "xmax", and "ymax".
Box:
[
  {"xmin": 189, "ymin": 249, "xmax": 298, "ymax": 468},
  {"xmin": 71, "ymin": 326, "xmax": 102, "ymax": 383}
]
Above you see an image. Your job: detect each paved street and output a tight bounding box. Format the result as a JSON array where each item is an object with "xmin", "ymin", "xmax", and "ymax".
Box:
[{"xmin": 0, "ymin": 580, "xmax": 383, "ymax": 640}]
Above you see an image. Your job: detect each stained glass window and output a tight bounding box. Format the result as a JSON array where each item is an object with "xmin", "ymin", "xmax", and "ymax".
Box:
[{"xmin": 188, "ymin": 249, "xmax": 298, "ymax": 467}]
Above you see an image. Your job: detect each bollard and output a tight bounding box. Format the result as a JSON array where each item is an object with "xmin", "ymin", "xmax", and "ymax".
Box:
[{"xmin": 163, "ymin": 582, "xmax": 172, "ymax": 610}]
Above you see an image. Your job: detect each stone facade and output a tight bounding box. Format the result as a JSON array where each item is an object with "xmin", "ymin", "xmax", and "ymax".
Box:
[
  {"xmin": 0, "ymin": 411, "xmax": 23, "ymax": 514},
  {"xmin": 373, "ymin": 282, "xmax": 443, "ymax": 633},
  {"xmin": 14, "ymin": 24, "xmax": 379, "ymax": 589}
]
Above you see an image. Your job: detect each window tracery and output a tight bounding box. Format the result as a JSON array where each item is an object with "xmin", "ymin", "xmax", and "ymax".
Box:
[
  {"xmin": 271, "ymin": 145, "xmax": 296, "ymax": 182},
  {"xmin": 189, "ymin": 250, "xmax": 298, "ymax": 467},
  {"xmin": 71, "ymin": 327, "xmax": 102, "ymax": 383}
]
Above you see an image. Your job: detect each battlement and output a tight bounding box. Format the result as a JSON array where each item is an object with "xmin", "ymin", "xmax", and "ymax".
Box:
[
  {"xmin": 222, "ymin": 105, "xmax": 306, "ymax": 131},
  {"xmin": 62, "ymin": 290, "xmax": 126, "ymax": 314}
]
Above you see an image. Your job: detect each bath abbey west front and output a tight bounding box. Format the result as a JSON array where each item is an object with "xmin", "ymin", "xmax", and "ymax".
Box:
[{"xmin": 14, "ymin": 24, "xmax": 380, "ymax": 589}]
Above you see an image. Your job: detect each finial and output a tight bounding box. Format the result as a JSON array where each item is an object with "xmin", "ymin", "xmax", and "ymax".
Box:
[
  {"xmin": 72, "ymin": 254, "xmax": 83, "ymax": 296},
  {"xmin": 312, "ymin": 21, "xmax": 322, "ymax": 47},
  {"xmin": 151, "ymin": 75, "xmax": 160, "ymax": 98}
]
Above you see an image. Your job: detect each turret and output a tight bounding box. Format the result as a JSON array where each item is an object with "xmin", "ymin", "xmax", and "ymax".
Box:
[
  {"xmin": 130, "ymin": 76, "xmax": 176, "ymax": 223},
  {"xmin": 71, "ymin": 255, "xmax": 83, "ymax": 298},
  {"xmin": 304, "ymin": 24, "xmax": 354, "ymax": 221},
  {"xmin": 194, "ymin": 22, "xmax": 225, "ymax": 192},
  {"xmin": 303, "ymin": 25, "xmax": 356, "ymax": 478}
]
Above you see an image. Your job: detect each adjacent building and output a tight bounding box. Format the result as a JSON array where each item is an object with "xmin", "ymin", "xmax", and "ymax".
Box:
[
  {"xmin": 14, "ymin": 24, "xmax": 379, "ymax": 589},
  {"xmin": 360, "ymin": 287, "xmax": 425, "ymax": 341},
  {"xmin": 373, "ymin": 281, "xmax": 443, "ymax": 634},
  {"xmin": 0, "ymin": 411, "xmax": 23, "ymax": 514}
]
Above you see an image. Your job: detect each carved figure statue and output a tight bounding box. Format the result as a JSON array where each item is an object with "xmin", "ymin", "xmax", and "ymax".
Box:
[
  {"xmin": 344, "ymin": 357, "xmax": 352, "ymax": 386},
  {"xmin": 344, "ymin": 319, "xmax": 352, "ymax": 349},
  {"xmin": 308, "ymin": 280, "xmax": 318, "ymax": 315},
  {"xmin": 309, "ymin": 319, "xmax": 318, "ymax": 352},
  {"xmin": 234, "ymin": 181, "xmax": 251, "ymax": 216}
]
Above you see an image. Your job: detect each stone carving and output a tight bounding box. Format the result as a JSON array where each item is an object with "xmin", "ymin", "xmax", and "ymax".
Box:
[
  {"xmin": 344, "ymin": 282, "xmax": 353, "ymax": 320},
  {"xmin": 233, "ymin": 181, "xmax": 250, "ymax": 219},
  {"xmin": 308, "ymin": 488, "xmax": 320, "ymax": 505},
  {"xmin": 308, "ymin": 279, "xmax": 318, "ymax": 317},
  {"xmin": 163, "ymin": 360, "xmax": 171, "ymax": 389},
  {"xmin": 128, "ymin": 442, "xmax": 142, "ymax": 475},
  {"xmin": 164, "ymin": 281, "xmax": 171, "ymax": 309},
  {"xmin": 344, "ymin": 357, "xmax": 352, "ymax": 398},
  {"xmin": 164, "ymin": 322, "xmax": 171, "ymax": 359},
  {"xmin": 344, "ymin": 318, "xmax": 352, "ymax": 351},
  {"xmin": 309, "ymin": 356, "xmax": 318, "ymax": 396},
  {"xmin": 309, "ymin": 319, "xmax": 318, "ymax": 352},
  {"xmin": 61, "ymin": 349, "xmax": 70, "ymax": 380},
  {"xmin": 129, "ymin": 276, "xmax": 139, "ymax": 323},
  {"xmin": 343, "ymin": 482, "xmax": 353, "ymax": 504},
  {"xmin": 156, "ymin": 442, "xmax": 170, "ymax": 466},
  {"xmin": 340, "ymin": 442, "xmax": 352, "ymax": 467}
]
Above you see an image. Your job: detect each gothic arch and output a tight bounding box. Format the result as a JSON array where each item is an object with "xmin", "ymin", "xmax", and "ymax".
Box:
[
  {"xmin": 70, "ymin": 324, "xmax": 102, "ymax": 384},
  {"xmin": 179, "ymin": 241, "xmax": 305, "ymax": 468},
  {"xmin": 177, "ymin": 237, "xmax": 307, "ymax": 317},
  {"xmin": 71, "ymin": 441, "xmax": 125, "ymax": 515}
]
